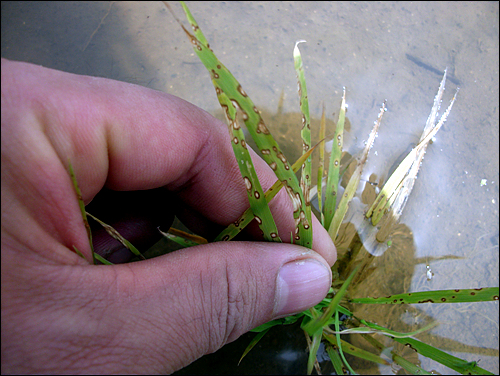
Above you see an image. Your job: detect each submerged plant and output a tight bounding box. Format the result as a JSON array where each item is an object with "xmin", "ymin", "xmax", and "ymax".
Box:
[{"xmin": 69, "ymin": 2, "xmax": 499, "ymax": 374}]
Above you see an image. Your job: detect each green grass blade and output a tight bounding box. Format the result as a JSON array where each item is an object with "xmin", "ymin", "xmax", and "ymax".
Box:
[
  {"xmin": 392, "ymin": 353, "xmax": 432, "ymax": 375},
  {"xmin": 341, "ymin": 319, "xmax": 438, "ymax": 338},
  {"xmin": 71, "ymin": 245, "xmax": 86, "ymax": 260},
  {"xmin": 323, "ymin": 332, "xmax": 389, "ymax": 366},
  {"xmin": 306, "ymin": 329, "xmax": 322, "ymax": 375},
  {"xmin": 94, "ymin": 253, "xmax": 114, "ymax": 265},
  {"xmin": 317, "ymin": 104, "xmax": 326, "ymax": 225},
  {"xmin": 238, "ymin": 328, "xmax": 270, "ymax": 365},
  {"xmin": 324, "ymin": 88, "xmax": 346, "ymax": 231},
  {"xmin": 303, "ymin": 266, "xmax": 360, "ymax": 335},
  {"xmin": 68, "ymin": 160, "xmax": 95, "ymax": 264},
  {"xmin": 216, "ymin": 83, "xmax": 282, "ymax": 242},
  {"xmin": 360, "ymin": 333, "xmax": 432, "ymax": 374},
  {"xmin": 325, "ymin": 344, "xmax": 345, "ymax": 375},
  {"xmin": 214, "ymin": 145, "xmax": 317, "ymax": 242},
  {"xmin": 73, "ymin": 245, "xmax": 113, "ymax": 265},
  {"xmin": 251, "ymin": 312, "xmax": 306, "ymax": 334},
  {"xmin": 392, "ymin": 337, "xmax": 494, "ymax": 375},
  {"xmin": 317, "ymin": 292, "xmax": 354, "ymax": 318},
  {"xmin": 335, "ymin": 309, "xmax": 357, "ymax": 374},
  {"xmin": 294, "ymin": 40, "xmax": 313, "ymax": 238},
  {"xmin": 350, "ymin": 287, "xmax": 500, "ymax": 304},
  {"xmin": 170, "ymin": 1, "xmax": 280, "ymax": 242},
  {"xmin": 327, "ymin": 102, "xmax": 386, "ymax": 240},
  {"xmin": 244, "ymin": 312, "xmax": 308, "ymax": 364},
  {"xmin": 172, "ymin": 1, "xmax": 312, "ymax": 248}
]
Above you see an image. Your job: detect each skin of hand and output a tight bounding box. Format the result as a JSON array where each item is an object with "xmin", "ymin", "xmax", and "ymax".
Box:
[{"xmin": 1, "ymin": 58, "xmax": 336, "ymax": 374}]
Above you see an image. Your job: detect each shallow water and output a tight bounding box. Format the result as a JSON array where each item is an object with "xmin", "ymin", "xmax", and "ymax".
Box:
[{"xmin": 2, "ymin": 2, "xmax": 498, "ymax": 374}]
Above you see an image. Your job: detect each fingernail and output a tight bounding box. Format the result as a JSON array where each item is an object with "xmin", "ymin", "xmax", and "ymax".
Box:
[{"xmin": 274, "ymin": 258, "xmax": 332, "ymax": 317}]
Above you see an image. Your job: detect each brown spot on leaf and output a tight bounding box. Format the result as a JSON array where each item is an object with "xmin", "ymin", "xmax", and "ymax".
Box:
[
  {"xmin": 230, "ymin": 99, "xmax": 240, "ymax": 110},
  {"xmin": 237, "ymin": 85, "xmax": 247, "ymax": 97},
  {"xmin": 276, "ymin": 151, "xmax": 287, "ymax": 164},
  {"xmin": 243, "ymin": 177, "xmax": 252, "ymax": 192},
  {"xmin": 256, "ymin": 120, "xmax": 270, "ymax": 134}
]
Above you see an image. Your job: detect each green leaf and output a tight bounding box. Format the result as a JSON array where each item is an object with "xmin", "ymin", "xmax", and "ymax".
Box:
[
  {"xmin": 325, "ymin": 344, "xmax": 346, "ymax": 375},
  {"xmin": 294, "ymin": 40, "xmax": 313, "ymax": 242},
  {"xmin": 327, "ymin": 102, "xmax": 386, "ymax": 240},
  {"xmin": 303, "ymin": 266, "xmax": 359, "ymax": 334},
  {"xmin": 238, "ymin": 328, "xmax": 270, "ymax": 365},
  {"xmin": 323, "ymin": 88, "xmax": 346, "ymax": 230},
  {"xmin": 68, "ymin": 160, "xmax": 94, "ymax": 264},
  {"xmin": 172, "ymin": 1, "xmax": 312, "ymax": 247},
  {"xmin": 392, "ymin": 337, "xmax": 494, "ymax": 375},
  {"xmin": 323, "ymin": 332, "xmax": 388, "ymax": 367},
  {"xmin": 214, "ymin": 144, "xmax": 318, "ymax": 242},
  {"xmin": 343, "ymin": 319, "xmax": 438, "ymax": 339},
  {"xmin": 306, "ymin": 328, "xmax": 322, "ymax": 375},
  {"xmin": 350, "ymin": 287, "xmax": 500, "ymax": 304}
]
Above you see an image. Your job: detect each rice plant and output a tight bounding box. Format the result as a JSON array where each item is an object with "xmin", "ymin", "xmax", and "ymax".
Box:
[{"xmin": 70, "ymin": 2, "xmax": 499, "ymax": 374}]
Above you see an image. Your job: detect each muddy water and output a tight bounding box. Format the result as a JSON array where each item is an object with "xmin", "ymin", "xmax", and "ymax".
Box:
[{"xmin": 2, "ymin": 2, "xmax": 497, "ymax": 374}]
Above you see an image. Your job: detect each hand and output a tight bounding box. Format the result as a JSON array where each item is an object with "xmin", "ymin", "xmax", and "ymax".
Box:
[{"xmin": 1, "ymin": 58, "xmax": 336, "ymax": 374}]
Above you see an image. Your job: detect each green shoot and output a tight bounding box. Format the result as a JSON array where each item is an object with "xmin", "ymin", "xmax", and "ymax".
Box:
[
  {"xmin": 323, "ymin": 88, "xmax": 346, "ymax": 230},
  {"xmin": 303, "ymin": 266, "xmax": 360, "ymax": 335},
  {"xmin": 214, "ymin": 143, "xmax": 319, "ymax": 242},
  {"xmin": 68, "ymin": 160, "xmax": 95, "ymax": 264},
  {"xmin": 317, "ymin": 104, "xmax": 327, "ymax": 225},
  {"xmin": 294, "ymin": 40, "xmax": 313, "ymax": 241},
  {"xmin": 327, "ymin": 102, "xmax": 386, "ymax": 240},
  {"xmin": 170, "ymin": 1, "xmax": 313, "ymax": 248},
  {"xmin": 350, "ymin": 287, "xmax": 500, "ymax": 304}
]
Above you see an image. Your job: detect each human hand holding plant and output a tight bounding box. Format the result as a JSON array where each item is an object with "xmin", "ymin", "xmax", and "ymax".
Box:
[{"xmin": 1, "ymin": 58, "xmax": 336, "ymax": 374}]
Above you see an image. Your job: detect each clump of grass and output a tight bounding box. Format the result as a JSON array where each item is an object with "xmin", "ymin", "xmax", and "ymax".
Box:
[{"xmin": 68, "ymin": 2, "xmax": 499, "ymax": 374}]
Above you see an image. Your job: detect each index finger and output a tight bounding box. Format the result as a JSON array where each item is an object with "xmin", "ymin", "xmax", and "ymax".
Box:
[{"xmin": 1, "ymin": 58, "xmax": 336, "ymax": 264}]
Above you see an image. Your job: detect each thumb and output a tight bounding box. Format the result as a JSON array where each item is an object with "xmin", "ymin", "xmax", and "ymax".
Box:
[
  {"xmin": 121, "ymin": 241, "xmax": 331, "ymax": 373},
  {"xmin": 26, "ymin": 241, "xmax": 332, "ymax": 373}
]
